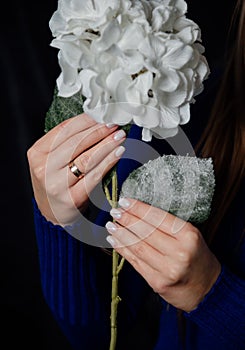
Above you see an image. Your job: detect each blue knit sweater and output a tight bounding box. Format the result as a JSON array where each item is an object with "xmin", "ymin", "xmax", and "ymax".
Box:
[{"xmin": 32, "ymin": 75, "xmax": 245, "ymax": 349}]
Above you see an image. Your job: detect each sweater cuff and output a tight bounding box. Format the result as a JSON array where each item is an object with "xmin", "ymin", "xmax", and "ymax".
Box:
[{"xmin": 184, "ymin": 265, "xmax": 245, "ymax": 347}]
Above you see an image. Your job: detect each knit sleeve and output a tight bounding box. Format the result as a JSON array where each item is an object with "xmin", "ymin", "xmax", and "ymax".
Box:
[
  {"xmin": 32, "ymin": 198, "xmax": 151, "ymax": 350},
  {"xmin": 184, "ymin": 264, "xmax": 245, "ymax": 349},
  {"xmin": 32, "ymin": 198, "xmax": 113, "ymax": 349}
]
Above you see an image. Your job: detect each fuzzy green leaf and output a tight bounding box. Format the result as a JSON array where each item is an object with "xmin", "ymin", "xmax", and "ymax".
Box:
[
  {"xmin": 120, "ymin": 155, "xmax": 215, "ymax": 224},
  {"xmin": 44, "ymin": 85, "xmax": 85, "ymax": 133}
]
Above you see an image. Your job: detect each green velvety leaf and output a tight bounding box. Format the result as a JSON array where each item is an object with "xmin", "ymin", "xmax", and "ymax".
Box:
[
  {"xmin": 120, "ymin": 155, "xmax": 215, "ymax": 224},
  {"xmin": 44, "ymin": 85, "xmax": 85, "ymax": 133}
]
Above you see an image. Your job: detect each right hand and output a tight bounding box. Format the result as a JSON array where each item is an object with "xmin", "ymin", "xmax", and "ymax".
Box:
[{"xmin": 27, "ymin": 113, "xmax": 126, "ymax": 225}]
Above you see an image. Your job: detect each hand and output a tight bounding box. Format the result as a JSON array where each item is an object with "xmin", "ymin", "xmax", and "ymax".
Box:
[
  {"xmin": 105, "ymin": 198, "xmax": 221, "ymax": 312},
  {"xmin": 27, "ymin": 113, "xmax": 126, "ymax": 225}
]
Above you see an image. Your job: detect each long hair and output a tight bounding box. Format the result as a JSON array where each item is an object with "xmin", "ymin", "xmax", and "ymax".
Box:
[
  {"xmin": 196, "ymin": 0, "xmax": 245, "ymax": 244},
  {"xmin": 178, "ymin": 0, "xmax": 245, "ymax": 342}
]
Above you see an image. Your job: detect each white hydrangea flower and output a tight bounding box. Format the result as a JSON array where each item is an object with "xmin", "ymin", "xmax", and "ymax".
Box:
[
  {"xmin": 49, "ymin": 0, "xmax": 210, "ymax": 141},
  {"xmin": 50, "ymin": 0, "xmax": 121, "ymax": 34}
]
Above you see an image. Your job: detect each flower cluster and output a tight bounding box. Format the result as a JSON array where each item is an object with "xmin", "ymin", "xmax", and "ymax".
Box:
[{"xmin": 50, "ymin": 0, "xmax": 210, "ymax": 141}]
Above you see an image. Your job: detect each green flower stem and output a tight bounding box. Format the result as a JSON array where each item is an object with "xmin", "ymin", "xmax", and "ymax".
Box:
[
  {"xmin": 104, "ymin": 172, "xmax": 125, "ymax": 350},
  {"xmin": 104, "ymin": 185, "xmax": 113, "ymax": 207},
  {"xmin": 110, "ymin": 249, "xmax": 121, "ymax": 350}
]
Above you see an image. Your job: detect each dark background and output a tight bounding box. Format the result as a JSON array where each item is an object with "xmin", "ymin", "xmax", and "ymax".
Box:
[{"xmin": 1, "ymin": 1, "xmax": 237, "ymax": 348}]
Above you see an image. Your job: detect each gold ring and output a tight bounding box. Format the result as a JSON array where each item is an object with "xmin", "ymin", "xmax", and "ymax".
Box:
[{"xmin": 68, "ymin": 161, "xmax": 85, "ymax": 179}]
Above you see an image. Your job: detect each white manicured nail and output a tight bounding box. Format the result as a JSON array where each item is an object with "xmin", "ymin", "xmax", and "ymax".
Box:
[
  {"xmin": 115, "ymin": 146, "xmax": 125, "ymax": 157},
  {"xmin": 106, "ymin": 235, "xmax": 116, "ymax": 247},
  {"xmin": 106, "ymin": 123, "xmax": 116, "ymax": 128},
  {"xmin": 110, "ymin": 208, "xmax": 122, "ymax": 219},
  {"xmin": 105, "ymin": 221, "xmax": 117, "ymax": 233},
  {"xmin": 119, "ymin": 197, "xmax": 130, "ymax": 208},
  {"xmin": 114, "ymin": 129, "xmax": 126, "ymax": 141}
]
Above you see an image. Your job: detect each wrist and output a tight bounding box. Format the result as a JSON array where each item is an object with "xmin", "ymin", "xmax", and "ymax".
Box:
[{"xmin": 185, "ymin": 258, "xmax": 222, "ymax": 313}]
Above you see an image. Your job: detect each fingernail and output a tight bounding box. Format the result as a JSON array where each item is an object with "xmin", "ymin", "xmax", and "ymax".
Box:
[
  {"xmin": 114, "ymin": 129, "xmax": 126, "ymax": 141},
  {"xmin": 110, "ymin": 208, "xmax": 122, "ymax": 219},
  {"xmin": 106, "ymin": 235, "xmax": 116, "ymax": 247},
  {"xmin": 105, "ymin": 221, "xmax": 117, "ymax": 233},
  {"xmin": 106, "ymin": 123, "xmax": 116, "ymax": 128},
  {"xmin": 119, "ymin": 197, "xmax": 130, "ymax": 208},
  {"xmin": 115, "ymin": 146, "xmax": 125, "ymax": 157}
]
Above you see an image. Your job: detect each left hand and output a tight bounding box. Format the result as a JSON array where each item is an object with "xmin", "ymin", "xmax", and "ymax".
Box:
[{"xmin": 105, "ymin": 198, "xmax": 221, "ymax": 312}]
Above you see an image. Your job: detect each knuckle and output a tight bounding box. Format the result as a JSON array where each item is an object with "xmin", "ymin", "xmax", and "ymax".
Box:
[
  {"xmin": 189, "ymin": 230, "xmax": 201, "ymax": 250},
  {"xmin": 121, "ymin": 213, "xmax": 131, "ymax": 227},
  {"xmin": 26, "ymin": 146, "xmax": 38, "ymax": 165},
  {"xmin": 26, "ymin": 147, "xmax": 33, "ymax": 162},
  {"xmin": 184, "ymin": 222, "xmax": 193, "ymax": 231},
  {"xmin": 89, "ymin": 125, "xmax": 105, "ymax": 143},
  {"xmin": 182, "ymin": 227, "xmax": 200, "ymax": 244},
  {"xmin": 96, "ymin": 125, "xmax": 107, "ymax": 139},
  {"xmin": 168, "ymin": 265, "xmax": 182, "ymax": 284},
  {"xmin": 78, "ymin": 153, "xmax": 91, "ymax": 172},
  {"xmin": 153, "ymin": 279, "xmax": 167, "ymax": 294},
  {"xmin": 176, "ymin": 248, "xmax": 191, "ymax": 264},
  {"xmin": 127, "ymin": 254, "xmax": 139, "ymax": 270},
  {"xmin": 46, "ymin": 182, "xmax": 60, "ymax": 198},
  {"xmin": 57, "ymin": 120, "xmax": 70, "ymax": 136},
  {"xmin": 191, "ymin": 228, "xmax": 201, "ymax": 241},
  {"xmin": 58, "ymin": 118, "xmax": 72, "ymax": 130},
  {"xmin": 33, "ymin": 165, "xmax": 46, "ymax": 181},
  {"xmin": 133, "ymin": 244, "xmax": 145, "ymax": 259}
]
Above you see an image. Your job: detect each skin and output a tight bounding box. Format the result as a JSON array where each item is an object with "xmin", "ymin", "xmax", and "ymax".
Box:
[
  {"xmin": 27, "ymin": 113, "xmax": 221, "ymax": 312},
  {"xmin": 106, "ymin": 199, "xmax": 221, "ymax": 312},
  {"xmin": 27, "ymin": 113, "xmax": 126, "ymax": 225}
]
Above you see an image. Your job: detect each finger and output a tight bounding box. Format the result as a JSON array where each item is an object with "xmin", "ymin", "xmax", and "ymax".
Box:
[
  {"xmin": 118, "ymin": 198, "xmax": 190, "ymax": 236},
  {"xmin": 111, "ymin": 239, "xmax": 161, "ymax": 291},
  {"xmin": 66, "ymin": 129, "xmax": 126, "ymax": 186},
  {"xmin": 105, "ymin": 224, "xmax": 165, "ymax": 273},
  {"xmin": 59, "ymin": 123, "xmax": 120, "ymax": 167},
  {"xmin": 47, "ymin": 123, "xmax": 119, "ymax": 171},
  {"xmin": 32, "ymin": 113, "xmax": 107, "ymax": 153},
  {"xmin": 109, "ymin": 208, "xmax": 178, "ymax": 255},
  {"xmin": 69, "ymin": 144, "xmax": 126, "ymax": 202}
]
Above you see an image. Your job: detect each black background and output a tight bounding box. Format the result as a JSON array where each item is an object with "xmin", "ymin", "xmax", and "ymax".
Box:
[{"xmin": 1, "ymin": 1, "xmax": 237, "ymax": 348}]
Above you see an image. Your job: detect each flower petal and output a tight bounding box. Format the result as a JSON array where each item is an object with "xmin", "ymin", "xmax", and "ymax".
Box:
[
  {"xmin": 162, "ymin": 40, "xmax": 194, "ymax": 70},
  {"xmin": 151, "ymin": 126, "xmax": 179, "ymax": 139},
  {"xmin": 56, "ymin": 52, "xmax": 81, "ymax": 97},
  {"xmin": 179, "ymin": 103, "xmax": 190, "ymax": 124},
  {"xmin": 94, "ymin": 19, "xmax": 121, "ymax": 52},
  {"xmin": 156, "ymin": 69, "xmax": 181, "ymax": 93}
]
